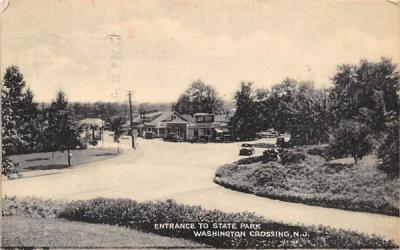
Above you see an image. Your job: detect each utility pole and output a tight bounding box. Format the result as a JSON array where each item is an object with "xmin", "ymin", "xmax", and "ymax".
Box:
[{"xmin": 128, "ymin": 91, "xmax": 135, "ymax": 149}]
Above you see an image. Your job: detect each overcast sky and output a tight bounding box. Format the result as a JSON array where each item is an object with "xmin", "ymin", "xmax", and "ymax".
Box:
[{"xmin": 1, "ymin": 0, "xmax": 399, "ymax": 103}]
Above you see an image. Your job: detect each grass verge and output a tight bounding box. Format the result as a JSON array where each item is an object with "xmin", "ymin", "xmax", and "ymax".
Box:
[
  {"xmin": 2, "ymin": 215, "xmax": 204, "ymax": 248},
  {"xmin": 215, "ymin": 146, "xmax": 399, "ymax": 216},
  {"xmin": 8, "ymin": 147, "xmax": 119, "ymax": 172},
  {"xmin": 2, "ymin": 196, "xmax": 397, "ymax": 248}
]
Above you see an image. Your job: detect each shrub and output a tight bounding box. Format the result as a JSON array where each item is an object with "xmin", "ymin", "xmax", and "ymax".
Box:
[
  {"xmin": 1, "ymin": 157, "xmax": 21, "ymax": 179},
  {"xmin": 281, "ymin": 151, "xmax": 306, "ymax": 165},
  {"xmin": 378, "ymin": 121, "xmax": 399, "ymax": 176},
  {"xmin": 329, "ymin": 120, "xmax": 372, "ymax": 164},
  {"xmin": 58, "ymin": 197, "xmax": 396, "ymax": 248},
  {"xmin": 235, "ymin": 155, "xmax": 264, "ymax": 165},
  {"xmin": 2, "ymin": 196, "xmax": 65, "ymax": 218},
  {"xmin": 306, "ymin": 145, "xmax": 332, "ymax": 160}
]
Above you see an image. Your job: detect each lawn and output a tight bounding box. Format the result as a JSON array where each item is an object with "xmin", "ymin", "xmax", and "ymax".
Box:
[
  {"xmin": 8, "ymin": 147, "xmax": 120, "ymax": 172},
  {"xmin": 215, "ymin": 146, "xmax": 399, "ymax": 216},
  {"xmin": 2, "ymin": 215, "xmax": 204, "ymax": 248}
]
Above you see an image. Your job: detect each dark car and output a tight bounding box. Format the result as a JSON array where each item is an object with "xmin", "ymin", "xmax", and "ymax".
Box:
[
  {"xmin": 163, "ymin": 133, "xmax": 184, "ymax": 142},
  {"xmin": 239, "ymin": 147, "xmax": 255, "ymax": 156},
  {"xmin": 144, "ymin": 131, "xmax": 155, "ymax": 139},
  {"xmin": 241, "ymin": 143, "xmax": 253, "ymax": 148},
  {"xmin": 190, "ymin": 135, "xmax": 209, "ymax": 143}
]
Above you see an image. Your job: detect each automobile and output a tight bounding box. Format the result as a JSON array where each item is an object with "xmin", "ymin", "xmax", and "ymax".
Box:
[
  {"xmin": 257, "ymin": 129, "xmax": 280, "ymax": 138},
  {"xmin": 163, "ymin": 133, "xmax": 184, "ymax": 142},
  {"xmin": 241, "ymin": 143, "xmax": 253, "ymax": 147},
  {"xmin": 144, "ymin": 131, "xmax": 155, "ymax": 139},
  {"xmin": 190, "ymin": 137, "xmax": 208, "ymax": 143},
  {"xmin": 239, "ymin": 147, "xmax": 255, "ymax": 156}
]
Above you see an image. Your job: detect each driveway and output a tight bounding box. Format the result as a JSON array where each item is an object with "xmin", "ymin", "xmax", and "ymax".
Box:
[{"xmin": 2, "ymin": 136, "xmax": 399, "ymax": 243}]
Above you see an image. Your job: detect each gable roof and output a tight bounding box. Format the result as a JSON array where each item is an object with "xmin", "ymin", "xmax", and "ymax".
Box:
[{"xmin": 145, "ymin": 111, "xmax": 190, "ymax": 127}]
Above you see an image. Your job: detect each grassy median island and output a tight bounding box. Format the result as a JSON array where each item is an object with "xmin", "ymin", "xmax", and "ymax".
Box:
[
  {"xmin": 2, "ymin": 196, "xmax": 397, "ymax": 248},
  {"xmin": 215, "ymin": 146, "xmax": 399, "ymax": 216}
]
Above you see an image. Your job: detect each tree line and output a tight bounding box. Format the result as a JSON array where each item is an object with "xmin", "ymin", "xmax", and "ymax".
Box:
[
  {"xmin": 170, "ymin": 58, "xmax": 398, "ymax": 175},
  {"xmin": 2, "ymin": 57, "xmax": 399, "ymax": 176},
  {"xmin": 229, "ymin": 58, "xmax": 399, "ymax": 175}
]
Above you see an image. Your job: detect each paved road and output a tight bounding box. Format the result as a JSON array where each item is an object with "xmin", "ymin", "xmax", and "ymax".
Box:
[{"xmin": 2, "ymin": 135, "xmax": 399, "ymax": 243}]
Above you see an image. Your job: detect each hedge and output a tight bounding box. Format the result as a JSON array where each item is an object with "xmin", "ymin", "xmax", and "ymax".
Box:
[
  {"xmin": 59, "ymin": 197, "xmax": 396, "ymax": 248},
  {"xmin": 2, "ymin": 196, "xmax": 397, "ymax": 248}
]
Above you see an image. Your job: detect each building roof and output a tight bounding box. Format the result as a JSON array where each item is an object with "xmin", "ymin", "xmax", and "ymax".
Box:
[
  {"xmin": 193, "ymin": 113, "xmax": 211, "ymax": 116},
  {"xmin": 78, "ymin": 118, "xmax": 104, "ymax": 127},
  {"xmin": 214, "ymin": 114, "xmax": 230, "ymax": 123},
  {"xmin": 181, "ymin": 114, "xmax": 193, "ymax": 123},
  {"xmin": 145, "ymin": 111, "xmax": 190, "ymax": 127}
]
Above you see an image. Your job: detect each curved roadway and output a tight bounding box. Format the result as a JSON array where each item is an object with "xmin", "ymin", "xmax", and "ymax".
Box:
[{"xmin": 2, "ymin": 135, "xmax": 399, "ymax": 243}]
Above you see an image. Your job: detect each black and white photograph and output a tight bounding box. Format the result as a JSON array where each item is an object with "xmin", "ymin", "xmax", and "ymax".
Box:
[{"xmin": 1, "ymin": 0, "xmax": 399, "ymax": 248}]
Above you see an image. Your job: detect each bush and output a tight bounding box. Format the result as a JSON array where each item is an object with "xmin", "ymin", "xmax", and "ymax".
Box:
[
  {"xmin": 58, "ymin": 197, "xmax": 396, "ymax": 248},
  {"xmin": 1, "ymin": 157, "xmax": 20, "ymax": 179},
  {"xmin": 2, "ymin": 196, "xmax": 65, "ymax": 218},
  {"xmin": 306, "ymin": 145, "xmax": 332, "ymax": 160},
  {"xmin": 215, "ymin": 152, "xmax": 399, "ymax": 216},
  {"xmin": 329, "ymin": 120, "xmax": 372, "ymax": 164},
  {"xmin": 281, "ymin": 151, "xmax": 306, "ymax": 165},
  {"xmin": 378, "ymin": 121, "xmax": 399, "ymax": 176},
  {"xmin": 235, "ymin": 155, "xmax": 264, "ymax": 165}
]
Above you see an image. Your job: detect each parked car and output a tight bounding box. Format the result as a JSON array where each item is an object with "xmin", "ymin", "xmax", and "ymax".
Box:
[
  {"xmin": 239, "ymin": 147, "xmax": 255, "ymax": 156},
  {"xmin": 144, "ymin": 131, "xmax": 155, "ymax": 139},
  {"xmin": 190, "ymin": 137, "xmax": 208, "ymax": 143},
  {"xmin": 163, "ymin": 133, "xmax": 184, "ymax": 142},
  {"xmin": 241, "ymin": 143, "xmax": 253, "ymax": 147},
  {"xmin": 257, "ymin": 129, "xmax": 280, "ymax": 138},
  {"xmin": 190, "ymin": 135, "xmax": 210, "ymax": 143}
]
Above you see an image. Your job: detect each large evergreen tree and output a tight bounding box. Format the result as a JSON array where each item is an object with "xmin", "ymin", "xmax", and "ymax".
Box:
[{"xmin": 45, "ymin": 90, "xmax": 79, "ymax": 166}]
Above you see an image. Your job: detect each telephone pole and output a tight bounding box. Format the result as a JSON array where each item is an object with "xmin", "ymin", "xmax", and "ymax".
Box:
[{"xmin": 128, "ymin": 91, "xmax": 135, "ymax": 149}]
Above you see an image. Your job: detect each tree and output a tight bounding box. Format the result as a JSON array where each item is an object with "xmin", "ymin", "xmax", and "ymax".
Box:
[
  {"xmin": 377, "ymin": 118, "xmax": 399, "ymax": 176},
  {"xmin": 2, "ymin": 66, "xmax": 26, "ymax": 155},
  {"xmin": 2, "ymin": 66, "xmax": 40, "ymax": 177},
  {"xmin": 173, "ymin": 80, "xmax": 224, "ymax": 115},
  {"xmin": 329, "ymin": 58, "xmax": 399, "ymax": 132},
  {"xmin": 269, "ymin": 78, "xmax": 298, "ymax": 133},
  {"xmin": 284, "ymin": 82, "xmax": 330, "ymax": 145},
  {"xmin": 19, "ymin": 88, "xmax": 42, "ymax": 153},
  {"xmin": 230, "ymin": 82, "xmax": 258, "ymax": 140},
  {"xmin": 45, "ymin": 90, "xmax": 79, "ymax": 166},
  {"xmin": 329, "ymin": 120, "xmax": 372, "ymax": 164},
  {"xmin": 108, "ymin": 116, "xmax": 126, "ymax": 154}
]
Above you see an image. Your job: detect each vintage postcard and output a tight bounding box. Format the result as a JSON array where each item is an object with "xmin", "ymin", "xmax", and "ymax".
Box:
[{"xmin": 1, "ymin": 0, "xmax": 399, "ymax": 248}]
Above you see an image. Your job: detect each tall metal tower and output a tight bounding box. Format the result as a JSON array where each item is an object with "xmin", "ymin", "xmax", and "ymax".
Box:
[{"xmin": 108, "ymin": 34, "xmax": 122, "ymax": 98}]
